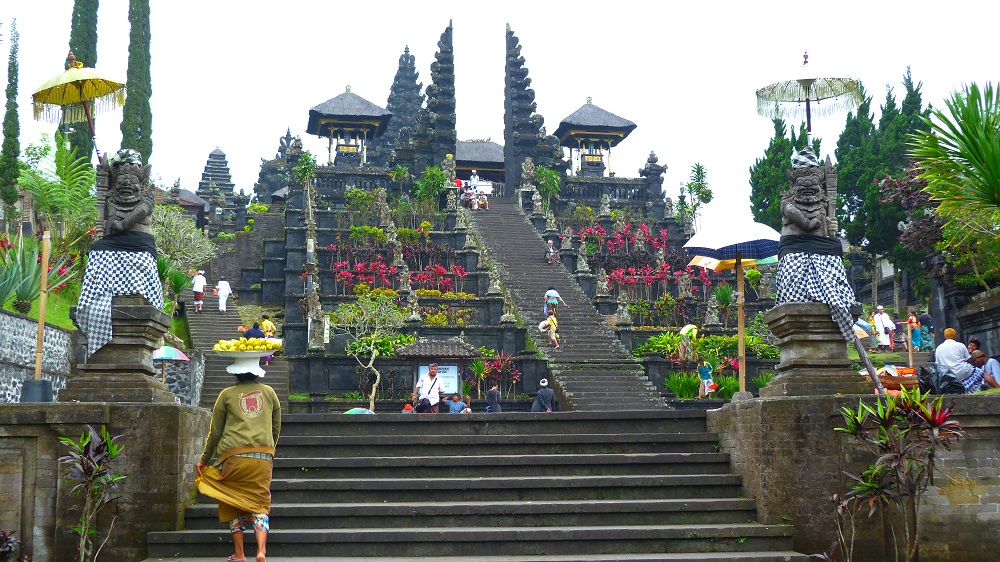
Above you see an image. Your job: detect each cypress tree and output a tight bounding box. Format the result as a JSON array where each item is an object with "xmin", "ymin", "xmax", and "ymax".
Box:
[
  {"xmin": 67, "ymin": 0, "xmax": 99, "ymax": 161},
  {"xmin": 120, "ymin": 0, "xmax": 152, "ymax": 162},
  {"xmin": 835, "ymin": 88, "xmax": 877, "ymax": 247},
  {"xmin": 748, "ymin": 117, "xmax": 818, "ymax": 231},
  {"xmin": 0, "ymin": 20, "xmax": 20, "ymax": 229}
]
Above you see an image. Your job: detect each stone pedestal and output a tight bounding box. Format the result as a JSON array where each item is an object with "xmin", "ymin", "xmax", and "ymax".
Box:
[
  {"xmin": 530, "ymin": 214, "xmax": 546, "ymax": 232},
  {"xmin": 761, "ymin": 302, "xmax": 870, "ymax": 397},
  {"xmin": 574, "ymin": 272, "xmax": 596, "ymax": 298},
  {"xmin": 559, "ymin": 248, "xmax": 576, "ymax": 272},
  {"xmin": 444, "ymin": 209, "xmax": 458, "ymax": 231},
  {"xmin": 593, "ymin": 295, "xmax": 616, "ymax": 316},
  {"xmin": 63, "ymin": 295, "xmax": 174, "ymax": 403}
]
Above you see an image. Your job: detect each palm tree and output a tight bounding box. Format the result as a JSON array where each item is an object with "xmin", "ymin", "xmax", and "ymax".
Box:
[
  {"xmin": 390, "ymin": 165, "xmax": 410, "ymax": 197},
  {"xmin": 910, "ymin": 82, "xmax": 1000, "ymax": 212}
]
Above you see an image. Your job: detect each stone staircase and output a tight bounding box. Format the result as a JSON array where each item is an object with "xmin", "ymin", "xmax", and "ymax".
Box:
[
  {"xmin": 467, "ymin": 196, "xmax": 662, "ymax": 410},
  {"xmin": 184, "ymin": 288, "xmax": 289, "ymax": 410},
  {"xmin": 144, "ymin": 411, "xmax": 809, "ymax": 561}
]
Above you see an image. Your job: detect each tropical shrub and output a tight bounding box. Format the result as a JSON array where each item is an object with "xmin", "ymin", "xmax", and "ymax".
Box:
[{"xmin": 664, "ymin": 372, "xmax": 700, "ymax": 399}]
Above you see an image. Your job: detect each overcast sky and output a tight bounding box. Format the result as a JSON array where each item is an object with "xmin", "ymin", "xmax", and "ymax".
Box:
[{"xmin": 3, "ymin": 1, "xmax": 997, "ymax": 224}]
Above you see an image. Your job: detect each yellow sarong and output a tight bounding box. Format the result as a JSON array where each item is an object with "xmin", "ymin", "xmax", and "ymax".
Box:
[{"xmin": 197, "ymin": 455, "xmax": 273, "ymax": 522}]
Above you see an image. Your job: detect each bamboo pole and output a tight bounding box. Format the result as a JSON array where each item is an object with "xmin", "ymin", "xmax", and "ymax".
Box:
[
  {"xmin": 33, "ymin": 231, "xmax": 51, "ymax": 381},
  {"xmin": 907, "ymin": 322, "xmax": 914, "ymax": 368},
  {"xmin": 736, "ymin": 251, "xmax": 746, "ymax": 393}
]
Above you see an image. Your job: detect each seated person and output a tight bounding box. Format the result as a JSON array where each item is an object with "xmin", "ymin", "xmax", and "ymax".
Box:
[
  {"xmin": 477, "ymin": 190, "xmax": 488, "ymax": 210},
  {"xmin": 544, "ymin": 240, "xmax": 559, "ymax": 264},
  {"xmin": 936, "ymin": 327, "xmax": 983, "ymax": 393},
  {"xmin": 461, "ymin": 188, "xmax": 474, "ymax": 208},
  {"xmin": 447, "ymin": 393, "xmax": 472, "ymax": 413},
  {"xmin": 972, "ymin": 350, "xmax": 1000, "ymax": 390},
  {"xmin": 244, "ymin": 322, "xmax": 265, "ymax": 339}
]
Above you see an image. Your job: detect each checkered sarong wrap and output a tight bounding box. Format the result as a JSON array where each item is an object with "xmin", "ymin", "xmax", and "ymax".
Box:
[
  {"xmin": 776, "ymin": 252, "xmax": 855, "ymax": 340},
  {"xmin": 76, "ymin": 250, "xmax": 163, "ymax": 357}
]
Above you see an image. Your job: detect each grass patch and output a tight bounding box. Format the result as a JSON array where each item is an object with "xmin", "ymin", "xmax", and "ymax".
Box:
[
  {"xmin": 171, "ymin": 314, "xmax": 192, "ymax": 348},
  {"xmin": 4, "ymin": 289, "xmax": 79, "ymax": 330},
  {"xmin": 288, "ymin": 393, "xmax": 310, "ymax": 401},
  {"xmin": 848, "ymin": 346, "xmax": 905, "ymax": 365}
]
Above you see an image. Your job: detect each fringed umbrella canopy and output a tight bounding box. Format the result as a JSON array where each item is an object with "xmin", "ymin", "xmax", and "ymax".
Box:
[
  {"xmin": 32, "ymin": 66, "xmax": 126, "ymax": 125},
  {"xmin": 755, "ymin": 52, "xmax": 862, "ymax": 131}
]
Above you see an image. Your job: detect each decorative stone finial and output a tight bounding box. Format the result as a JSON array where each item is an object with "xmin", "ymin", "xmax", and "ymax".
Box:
[
  {"xmin": 447, "ymin": 189, "xmax": 458, "ymax": 210},
  {"xmin": 596, "ymin": 268, "xmax": 610, "ymax": 296},
  {"xmin": 705, "ymin": 293, "xmax": 721, "ymax": 325},
  {"xmin": 616, "ymin": 291, "xmax": 632, "ymax": 325},
  {"xmin": 346, "ymin": 85, "xmax": 352, "ymax": 93},
  {"xmin": 500, "ymin": 291, "xmax": 517, "ymax": 323},
  {"xmin": 586, "ymin": 96, "xmax": 593, "ymax": 105},
  {"xmin": 561, "ymin": 227, "xmax": 573, "ymax": 250},
  {"xmin": 599, "ymin": 194, "xmax": 611, "ymax": 217},
  {"xmin": 532, "ymin": 190, "xmax": 543, "ymax": 215},
  {"xmin": 576, "ymin": 243, "xmax": 591, "ymax": 274},
  {"xmin": 488, "ymin": 267, "xmax": 502, "ymax": 295},
  {"xmin": 407, "ymin": 288, "xmax": 421, "ymax": 321}
]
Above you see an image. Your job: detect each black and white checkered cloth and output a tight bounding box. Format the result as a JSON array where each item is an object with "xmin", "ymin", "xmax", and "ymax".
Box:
[
  {"xmin": 776, "ymin": 252, "xmax": 855, "ymax": 339},
  {"xmin": 76, "ymin": 250, "xmax": 163, "ymax": 357}
]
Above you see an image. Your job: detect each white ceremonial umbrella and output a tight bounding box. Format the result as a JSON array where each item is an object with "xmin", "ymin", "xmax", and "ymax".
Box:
[{"xmin": 683, "ymin": 220, "xmax": 781, "ymax": 394}]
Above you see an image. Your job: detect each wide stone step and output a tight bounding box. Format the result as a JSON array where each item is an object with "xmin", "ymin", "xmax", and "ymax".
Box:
[
  {"xmin": 144, "ymin": 553, "xmax": 812, "ymax": 562},
  {"xmin": 279, "ymin": 411, "xmax": 708, "ymax": 435},
  {"xmin": 147, "ymin": 524, "xmax": 795, "ymax": 558},
  {"xmin": 276, "ymin": 432, "xmax": 719, "ymax": 457},
  {"xmin": 182, "ymin": 498, "xmax": 758, "ymax": 529},
  {"xmin": 267, "ymin": 452, "xmax": 731, "ymax": 478}
]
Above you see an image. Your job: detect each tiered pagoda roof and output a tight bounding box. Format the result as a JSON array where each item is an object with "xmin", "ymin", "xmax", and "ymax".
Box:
[
  {"xmin": 554, "ymin": 101, "xmax": 637, "ymax": 147},
  {"xmin": 306, "ymin": 88, "xmax": 392, "ymax": 139}
]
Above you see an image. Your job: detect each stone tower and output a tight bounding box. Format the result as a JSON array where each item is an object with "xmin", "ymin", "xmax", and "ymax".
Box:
[
  {"xmin": 414, "ymin": 21, "xmax": 457, "ymax": 175},
  {"xmin": 369, "ymin": 46, "xmax": 425, "ymax": 168},
  {"xmin": 196, "ymin": 147, "xmax": 236, "ymax": 208},
  {"xmin": 504, "ymin": 26, "xmax": 566, "ymax": 187}
]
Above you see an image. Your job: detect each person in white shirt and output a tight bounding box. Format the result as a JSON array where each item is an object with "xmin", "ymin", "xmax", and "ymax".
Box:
[
  {"xmin": 192, "ymin": 269, "xmax": 208, "ymax": 313},
  {"xmin": 470, "ymin": 170, "xmax": 480, "ymax": 189},
  {"xmin": 936, "ymin": 327, "xmax": 982, "ymax": 393},
  {"xmin": 411, "ymin": 363, "xmax": 443, "ymax": 413},
  {"xmin": 873, "ymin": 305, "xmax": 894, "ymax": 352},
  {"xmin": 215, "ymin": 276, "xmax": 233, "ymax": 314}
]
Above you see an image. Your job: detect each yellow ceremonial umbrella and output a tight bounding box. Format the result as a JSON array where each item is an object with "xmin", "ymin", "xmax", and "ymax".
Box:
[
  {"xmin": 32, "ymin": 52, "xmax": 126, "ymax": 148},
  {"xmin": 687, "ymin": 255, "xmax": 777, "ymax": 271}
]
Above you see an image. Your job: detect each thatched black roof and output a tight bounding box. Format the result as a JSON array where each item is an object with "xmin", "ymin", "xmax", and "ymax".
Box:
[
  {"xmin": 306, "ymin": 90, "xmax": 392, "ymax": 138},
  {"xmin": 554, "ymin": 102, "xmax": 636, "ymax": 147},
  {"xmin": 395, "ymin": 337, "xmax": 482, "ymax": 359},
  {"xmin": 456, "ymin": 141, "xmax": 504, "ymax": 165}
]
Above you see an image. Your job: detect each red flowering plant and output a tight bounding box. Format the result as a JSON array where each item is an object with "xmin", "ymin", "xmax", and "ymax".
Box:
[
  {"xmin": 485, "ymin": 350, "xmax": 521, "ymax": 398},
  {"xmin": 832, "ymin": 389, "xmax": 966, "ymax": 562}
]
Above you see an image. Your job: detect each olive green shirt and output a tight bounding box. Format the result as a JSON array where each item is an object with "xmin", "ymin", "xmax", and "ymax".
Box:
[{"xmin": 200, "ymin": 380, "xmax": 281, "ymax": 465}]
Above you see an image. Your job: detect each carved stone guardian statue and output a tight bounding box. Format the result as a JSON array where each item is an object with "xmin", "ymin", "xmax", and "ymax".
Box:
[
  {"xmin": 676, "ymin": 271, "xmax": 693, "ymax": 299},
  {"xmin": 596, "ymin": 268, "xmax": 611, "ymax": 297},
  {"xmin": 599, "ymin": 194, "xmax": 611, "ymax": 217},
  {"xmin": 532, "ymin": 190, "xmax": 543, "ymax": 215},
  {"xmin": 561, "ymin": 227, "xmax": 574, "ymax": 250}
]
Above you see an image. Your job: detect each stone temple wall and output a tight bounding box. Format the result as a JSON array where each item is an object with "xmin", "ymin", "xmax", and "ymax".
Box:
[
  {"xmin": 210, "ymin": 208, "xmax": 286, "ymax": 290},
  {"xmin": 708, "ymin": 394, "xmax": 1000, "ymax": 561},
  {"xmin": 0, "ymin": 310, "xmax": 73, "ymax": 402}
]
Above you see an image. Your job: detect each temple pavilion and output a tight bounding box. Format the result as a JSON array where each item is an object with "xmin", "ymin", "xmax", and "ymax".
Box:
[
  {"xmin": 554, "ymin": 97, "xmax": 637, "ymax": 177},
  {"xmin": 306, "ymin": 86, "xmax": 393, "ymax": 167}
]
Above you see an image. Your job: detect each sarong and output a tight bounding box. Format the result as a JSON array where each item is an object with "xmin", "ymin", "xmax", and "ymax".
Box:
[
  {"xmin": 776, "ymin": 252, "xmax": 855, "ymax": 340},
  {"xmin": 197, "ymin": 455, "xmax": 273, "ymax": 522}
]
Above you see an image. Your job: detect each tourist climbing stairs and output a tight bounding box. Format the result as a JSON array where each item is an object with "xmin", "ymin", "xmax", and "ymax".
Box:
[
  {"xmin": 467, "ymin": 195, "xmax": 663, "ymax": 410},
  {"xmin": 184, "ymin": 288, "xmax": 289, "ymax": 410},
  {"xmin": 145, "ymin": 411, "xmax": 809, "ymax": 561}
]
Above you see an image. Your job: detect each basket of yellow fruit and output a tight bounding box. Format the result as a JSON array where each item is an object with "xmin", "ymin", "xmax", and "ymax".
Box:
[{"xmin": 213, "ymin": 337, "xmax": 282, "ymax": 377}]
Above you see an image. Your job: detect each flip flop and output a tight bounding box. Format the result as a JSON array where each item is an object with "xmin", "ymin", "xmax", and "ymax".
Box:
[{"xmin": 227, "ymin": 556, "xmax": 246, "ymax": 562}]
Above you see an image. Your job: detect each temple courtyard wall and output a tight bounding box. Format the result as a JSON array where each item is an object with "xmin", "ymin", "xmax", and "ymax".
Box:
[
  {"xmin": 708, "ymin": 394, "xmax": 1000, "ymax": 561},
  {"xmin": 0, "ymin": 403, "xmax": 209, "ymax": 562},
  {"xmin": 0, "ymin": 310, "xmax": 76, "ymax": 402}
]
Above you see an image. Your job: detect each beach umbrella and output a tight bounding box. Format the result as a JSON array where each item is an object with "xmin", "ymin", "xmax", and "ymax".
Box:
[
  {"xmin": 344, "ymin": 407, "xmax": 376, "ymax": 415},
  {"xmin": 755, "ymin": 52, "xmax": 862, "ymax": 133},
  {"xmin": 684, "ymin": 220, "xmax": 781, "ymax": 394},
  {"xmin": 687, "ymin": 255, "xmax": 777, "ymax": 271},
  {"xmin": 152, "ymin": 345, "xmax": 190, "ymax": 383},
  {"xmin": 32, "ymin": 52, "xmax": 126, "ymax": 152}
]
